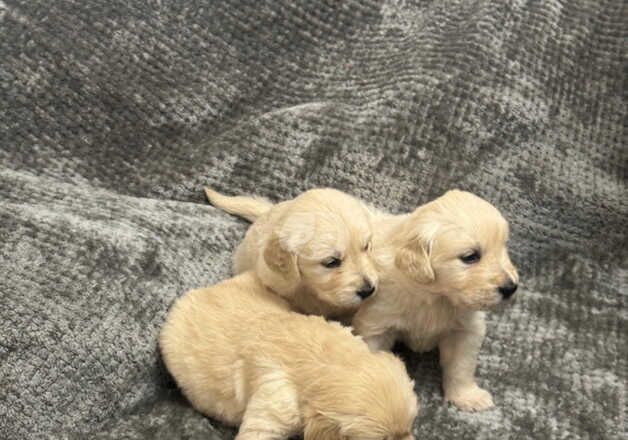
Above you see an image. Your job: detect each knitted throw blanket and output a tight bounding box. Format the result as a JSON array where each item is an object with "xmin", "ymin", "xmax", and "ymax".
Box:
[{"xmin": 1, "ymin": 1, "xmax": 625, "ymax": 438}]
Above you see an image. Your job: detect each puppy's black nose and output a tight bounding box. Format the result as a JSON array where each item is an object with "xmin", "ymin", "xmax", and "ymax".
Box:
[
  {"xmin": 357, "ymin": 279, "xmax": 375, "ymax": 299},
  {"xmin": 498, "ymin": 281, "xmax": 518, "ymax": 299}
]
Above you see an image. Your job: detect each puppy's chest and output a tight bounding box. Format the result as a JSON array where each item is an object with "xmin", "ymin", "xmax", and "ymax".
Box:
[{"xmin": 399, "ymin": 302, "xmax": 455, "ymax": 351}]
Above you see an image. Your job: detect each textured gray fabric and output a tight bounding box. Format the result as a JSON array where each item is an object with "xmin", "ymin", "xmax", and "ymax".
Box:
[{"xmin": 1, "ymin": 0, "xmax": 626, "ymax": 439}]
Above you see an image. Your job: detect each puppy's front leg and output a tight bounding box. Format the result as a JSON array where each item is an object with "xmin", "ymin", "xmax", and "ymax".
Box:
[
  {"xmin": 235, "ymin": 431, "xmax": 288, "ymax": 440},
  {"xmin": 236, "ymin": 381, "xmax": 301, "ymax": 440},
  {"xmin": 236, "ymin": 407, "xmax": 298, "ymax": 440},
  {"xmin": 362, "ymin": 330, "xmax": 397, "ymax": 352},
  {"xmin": 439, "ymin": 313, "xmax": 494, "ymax": 412}
]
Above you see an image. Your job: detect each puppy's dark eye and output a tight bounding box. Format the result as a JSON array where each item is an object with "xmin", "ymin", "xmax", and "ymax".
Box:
[
  {"xmin": 322, "ymin": 257, "xmax": 342, "ymax": 268},
  {"xmin": 363, "ymin": 241, "xmax": 372, "ymax": 251},
  {"xmin": 460, "ymin": 250, "xmax": 481, "ymax": 264}
]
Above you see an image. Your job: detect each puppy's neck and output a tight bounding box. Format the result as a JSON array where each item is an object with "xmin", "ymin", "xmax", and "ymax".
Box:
[
  {"xmin": 372, "ymin": 213, "xmax": 412, "ymax": 267},
  {"xmin": 382, "ymin": 265, "xmax": 440, "ymax": 303},
  {"xmin": 388, "ymin": 267, "xmax": 472, "ymax": 312}
]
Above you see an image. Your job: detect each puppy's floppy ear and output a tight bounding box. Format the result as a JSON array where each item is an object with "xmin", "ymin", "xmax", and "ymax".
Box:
[
  {"xmin": 262, "ymin": 233, "xmax": 300, "ymax": 283},
  {"xmin": 395, "ymin": 233, "xmax": 435, "ymax": 284},
  {"xmin": 303, "ymin": 415, "xmax": 339, "ymax": 440}
]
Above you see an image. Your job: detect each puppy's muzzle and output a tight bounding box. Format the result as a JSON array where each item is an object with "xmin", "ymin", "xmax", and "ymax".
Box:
[
  {"xmin": 498, "ymin": 280, "xmax": 518, "ymax": 299},
  {"xmin": 357, "ymin": 278, "xmax": 375, "ymax": 299}
]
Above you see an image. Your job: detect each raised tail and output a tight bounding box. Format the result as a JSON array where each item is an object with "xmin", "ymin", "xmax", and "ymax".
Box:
[{"xmin": 204, "ymin": 187, "xmax": 274, "ymax": 222}]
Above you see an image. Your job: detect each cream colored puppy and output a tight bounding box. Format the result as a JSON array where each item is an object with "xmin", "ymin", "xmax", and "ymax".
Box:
[
  {"xmin": 160, "ymin": 271, "xmax": 418, "ymax": 440},
  {"xmin": 352, "ymin": 190, "xmax": 519, "ymax": 412},
  {"xmin": 205, "ymin": 188, "xmax": 378, "ymax": 319}
]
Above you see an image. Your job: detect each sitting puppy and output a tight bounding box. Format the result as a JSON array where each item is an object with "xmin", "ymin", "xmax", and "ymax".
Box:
[
  {"xmin": 205, "ymin": 188, "xmax": 378, "ymax": 319},
  {"xmin": 160, "ymin": 271, "xmax": 418, "ymax": 440},
  {"xmin": 352, "ymin": 190, "xmax": 519, "ymax": 412}
]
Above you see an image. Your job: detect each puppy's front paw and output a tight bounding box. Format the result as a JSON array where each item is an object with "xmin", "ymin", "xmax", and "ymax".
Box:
[{"xmin": 446, "ymin": 385, "xmax": 494, "ymax": 412}]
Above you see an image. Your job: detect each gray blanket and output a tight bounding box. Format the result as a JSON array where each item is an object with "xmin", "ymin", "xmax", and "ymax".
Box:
[{"xmin": 1, "ymin": 1, "xmax": 626, "ymax": 439}]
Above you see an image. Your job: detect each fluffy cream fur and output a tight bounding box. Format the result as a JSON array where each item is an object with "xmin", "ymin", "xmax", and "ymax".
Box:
[
  {"xmin": 352, "ymin": 189, "xmax": 519, "ymax": 411},
  {"xmin": 208, "ymin": 188, "xmax": 519, "ymax": 412},
  {"xmin": 205, "ymin": 187, "xmax": 379, "ymax": 319},
  {"xmin": 160, "ymin": 271, "xmax": 418, "ymax": 440}
]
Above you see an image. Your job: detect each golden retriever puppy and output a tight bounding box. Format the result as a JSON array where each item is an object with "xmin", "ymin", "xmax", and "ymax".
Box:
[
  {"xmin": 352, "ymin": 190, "xmax": 519, "ymax": 412},
  {"xmin": 204, "ymin": 188, "xmax": 378, "ymax": 319},
  {"xmin": 160, "ymin": 271, "xmax": 418, "ymax": 440}
]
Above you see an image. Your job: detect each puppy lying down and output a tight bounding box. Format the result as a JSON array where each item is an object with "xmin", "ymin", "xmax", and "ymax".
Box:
[
  {"xmin": 205, "ymin": 188, "xmax": 518, "ymax": 412},
  {"xmin": 160, "ymin": 271, "xmax": 418, "ymax": 440}
]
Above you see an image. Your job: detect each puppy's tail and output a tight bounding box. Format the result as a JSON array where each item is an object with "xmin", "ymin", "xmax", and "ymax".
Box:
[{"xmin": 204, "ymin": 187, "xmax": 274, "ymax": 222}]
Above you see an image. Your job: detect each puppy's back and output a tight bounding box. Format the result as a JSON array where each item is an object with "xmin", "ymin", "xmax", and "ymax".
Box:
[
  {"xmin": 160, "ymin": 271, "xmax": 418, "ymax": 435},
  {"xmin": 159, "ymin": 272, "xmax": 291, "ymax": 422},
  {"xmin": 159, "ymin": 272, "xmax": 367, "ymax": 416}
]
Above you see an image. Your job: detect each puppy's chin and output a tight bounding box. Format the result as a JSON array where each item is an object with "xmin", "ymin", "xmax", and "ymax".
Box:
[
  {"xmin": 316, "ymin": 289, "xmax": 363, "ymax": 311},
  {"xmin": 444, "ymin": 291, "xmax": 503, "ymax": 311},
  {"xmin": 493, "ymin": 293, "xmax": 517, "ymax": 309}
]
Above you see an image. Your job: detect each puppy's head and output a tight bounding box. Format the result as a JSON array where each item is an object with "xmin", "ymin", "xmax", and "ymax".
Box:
[
  {"xmin": 259, "ymin": 188, "xmax": 379, "ymax": 313},
  {"xmin": 395, "ymin": 190, "xmax": 518, "ymax": 309},
  {"xmin": 304, "ymin": 351, "xmax": 417, "ymax": 440}
]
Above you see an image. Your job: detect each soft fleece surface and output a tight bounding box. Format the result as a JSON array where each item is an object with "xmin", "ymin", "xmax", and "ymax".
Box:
[{"xmin": 1, "ymin": 1, "xmax": 626, "ymax": 439}]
